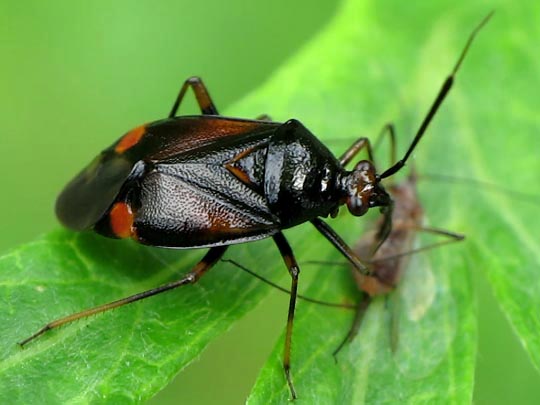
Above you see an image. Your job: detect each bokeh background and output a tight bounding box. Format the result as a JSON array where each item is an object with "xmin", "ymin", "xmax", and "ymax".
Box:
[{"xmin": 1, "ymin": 1, "xmax": 538, "ymax": 403}]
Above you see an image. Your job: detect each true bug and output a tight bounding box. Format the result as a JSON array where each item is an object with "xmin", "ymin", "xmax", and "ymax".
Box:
[{"xmin": 20, "ymin": 13, "xmax": 492, "ymax": 399}]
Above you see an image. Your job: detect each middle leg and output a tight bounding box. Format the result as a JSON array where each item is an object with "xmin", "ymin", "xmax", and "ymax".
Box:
[{"xmin": 273, "ymin": 232, "xmax": 301, "ymax": 400}]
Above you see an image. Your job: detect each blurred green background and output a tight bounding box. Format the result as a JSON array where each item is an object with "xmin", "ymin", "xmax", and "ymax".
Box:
[{"xmin": 1, "ymin": 1, "xmax": 538, "ymax": 404}]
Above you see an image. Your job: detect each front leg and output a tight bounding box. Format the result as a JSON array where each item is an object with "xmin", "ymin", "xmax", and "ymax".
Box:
[{"xmin": 310, "ymin": 218, "xmax": 370, "ymax": 276}]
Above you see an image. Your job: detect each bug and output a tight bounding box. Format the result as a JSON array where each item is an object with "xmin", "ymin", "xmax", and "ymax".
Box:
[
  {"xmin": 19, "ymin": 13, "xmax": 492, "ymax": 400},
  {"xmin": 331, "ymin": 170, "xmax": 465, "ymax": 357}
]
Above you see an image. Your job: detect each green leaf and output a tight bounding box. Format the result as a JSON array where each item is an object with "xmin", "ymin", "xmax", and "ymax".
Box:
[
  {"xmin": 0, "ymin": 231, "xmax": 279, "ymax": 402},
  {"xmin": 1, "ymin": 0, "xmax": 539, "ymax": 404},
  {"xmin": 248, "ymin": 243, "xmax": 475, "ymax": 404}
]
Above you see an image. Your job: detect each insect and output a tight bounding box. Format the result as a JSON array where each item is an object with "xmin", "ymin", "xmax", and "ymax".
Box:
[
  {"xmin": 19, "ymin": 13, "xmax": 492, "ymax": 400},
  {"xmin": 332, "ymin": 170, "xmax": 464, "ymax": 357}
]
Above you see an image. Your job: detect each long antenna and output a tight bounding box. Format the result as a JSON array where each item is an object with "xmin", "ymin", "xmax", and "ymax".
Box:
[{"xmin": 380, "ymin": 11, "xmax": 494, "ymax": 180}]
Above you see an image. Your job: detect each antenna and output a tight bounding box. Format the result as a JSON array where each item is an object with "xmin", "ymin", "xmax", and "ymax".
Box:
[{"xmin": 380, "ymin": 11, "xmax": 494, "ymax": 180}]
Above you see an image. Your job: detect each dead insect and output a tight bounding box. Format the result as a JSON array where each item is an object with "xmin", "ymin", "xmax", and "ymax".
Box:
[
  {"xmin": 19, "ymin": 13, "xmax": 492, "ymax": 399},
  {"xmin": 332, "ymin": 170, "xmax": 464, "ymax": 357}
]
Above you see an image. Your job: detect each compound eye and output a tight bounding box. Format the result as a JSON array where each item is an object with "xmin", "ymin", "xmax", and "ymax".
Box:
[{"xmin": 346, "ymin": 195, "xmax": 369, "ymax": 217}]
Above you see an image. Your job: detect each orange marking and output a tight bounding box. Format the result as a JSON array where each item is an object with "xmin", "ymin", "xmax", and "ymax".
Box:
[
  {"xmin": 109, "ymin": 202, "xmax": 134, "ymax": 238},
  {"xmin": 225, "ymin": 164, "xmax": 253, "ymax": 186},
  {"xmin": 225, "ymin": 144, "xmax": 265, "ymax": 187},
  {"xmin": 115, "ymin": 124, "xmax": 146, "ymax": 153}
]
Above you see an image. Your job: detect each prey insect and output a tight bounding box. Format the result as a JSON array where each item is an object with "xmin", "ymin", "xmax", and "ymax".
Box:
[
  {"xmin": 331, "ymin": 171, "xmax": 464, "ymax": 357},
  {"xmin": 19, "ymin": 13, "xmax": 492, "ymax": 400}
]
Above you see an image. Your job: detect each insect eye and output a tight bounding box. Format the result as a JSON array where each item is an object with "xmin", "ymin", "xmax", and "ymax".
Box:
[{"xmin": 346, "ymin": 194, "xmax": 369, "ymax": 217}]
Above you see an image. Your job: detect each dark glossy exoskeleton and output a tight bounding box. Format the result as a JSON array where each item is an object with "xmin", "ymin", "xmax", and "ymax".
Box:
[
  {"xmin": 57, "ymin": 114, "xmax": 377, "ymax": 249},
  {"xmin": 20, "ymin": 13, "xmax": 492, "ymax": 400}
]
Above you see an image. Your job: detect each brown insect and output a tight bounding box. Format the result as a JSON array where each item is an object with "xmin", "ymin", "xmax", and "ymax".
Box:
[{"xmin": 332, "ymin": 170, "xmax": 464, "ymax": 356}]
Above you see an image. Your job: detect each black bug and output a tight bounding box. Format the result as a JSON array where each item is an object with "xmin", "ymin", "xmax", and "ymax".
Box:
[{"xmin": 19, "ymin": 13, "xmax": 492, "ymax": 399}]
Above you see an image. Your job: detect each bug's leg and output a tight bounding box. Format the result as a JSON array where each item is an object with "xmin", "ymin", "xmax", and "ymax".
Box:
[
  {"xmin": 339, "ymin": 123, "xmax": 396, "ymax": 167},
  {"xmin": 304, "ymin": 225, "xmax": 464, "ymax": 267},
  {"xmin": 338, "ymin": 137, "xmax": 374, "ymax": 167},
  {"xmin": 255, "ymin": 114, "xmax": 272, "ymax": 121},
  {"xmin": 373, "ymin": 201, "xmax": 394, "ymax": 255},
  {"xmin": 415, "ymin": 226, "xmax": 465, "ymax": 239},
  {"xmin": 19, "ymin": 246, "xmax": 228, "ymax": 347},
  {"xmin": 332, "ymin": 295, "xmax": 371, "ymax": 360},
  {"xmin": 222, "ymin": 258, "xmax": 355, "ymax": 309},
  {"xmin": 310, "ymin": 218, "xmax": 371, "ymax": 276},
  {"xmin": 168, "ymin": 76, "xmax": 219, "ymax": 117},
  {"xmin": 273, "ymin": 232, "xmax": 301, "ymax": 400},
  {"xmin": 370, "ymin": 226, "xmax": 464, "ymax": 265}
]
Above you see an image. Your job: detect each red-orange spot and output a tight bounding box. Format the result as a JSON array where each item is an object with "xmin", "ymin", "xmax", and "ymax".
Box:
[
  {"xmin": 115, "ymin": 124, "xmax": 146, "ymax": 153},
  {"xmin": 225, "ymin": 164, "xmax": 253, "ymax": 186},
  {"xmin": 109, "ymin": 202, "xmax": 134, "ymax": 238}
]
